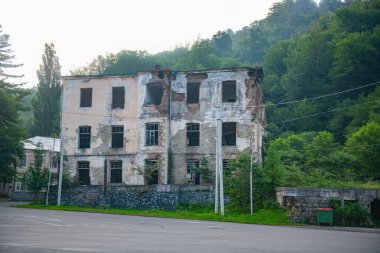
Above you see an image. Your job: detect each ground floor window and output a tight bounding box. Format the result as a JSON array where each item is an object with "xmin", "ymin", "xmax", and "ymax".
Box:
[
  {"xmin": 110, "ymin": 160, "xmax": 122, "ymax": 183},
  {"xmin": 78, "ymin": 161, "xmax": 90, "ymax": 185},
  {"xmin": 186, "ymin": 159, "xmax": 200, "ymax": 185},
  {"xmin": 145, "ymin": 160, "xmax": 159, "ymax": 185}
]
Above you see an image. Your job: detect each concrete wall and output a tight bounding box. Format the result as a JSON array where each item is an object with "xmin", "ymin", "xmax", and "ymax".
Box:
[{"xmin": 276, "ymin": 187, "xmax": 380, "ymax": 223}]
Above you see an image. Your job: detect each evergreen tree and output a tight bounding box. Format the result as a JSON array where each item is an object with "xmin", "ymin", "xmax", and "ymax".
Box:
[
  {"xmin": 0, "ymin": 24, "xmax": 26, "ymax": 183},
  {"xmin": 32, "ymin": 43, "xmax": 61, "ymax": 136}
]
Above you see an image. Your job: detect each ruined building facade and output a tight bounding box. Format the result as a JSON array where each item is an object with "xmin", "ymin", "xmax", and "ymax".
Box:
[{"xmin": 61, "ymin": 67, "xmax": 265, "ymax": 186}]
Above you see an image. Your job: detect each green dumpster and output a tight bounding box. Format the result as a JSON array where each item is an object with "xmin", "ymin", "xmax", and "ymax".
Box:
[{"xmin": 317, "ymin": 208, "xmax": 333, "ymax": 225}]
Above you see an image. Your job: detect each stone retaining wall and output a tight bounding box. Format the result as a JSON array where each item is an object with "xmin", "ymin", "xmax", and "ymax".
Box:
[
  {"xmin": 12, "ymin": 184, "xmax": 214, "ymax": 209},
  {"xmin": 276, "ymin": 187, "xmax": 380, "ymax": 223}
]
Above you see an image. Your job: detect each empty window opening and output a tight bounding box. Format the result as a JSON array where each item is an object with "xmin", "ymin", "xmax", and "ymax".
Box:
[
  {"xmin": 111, "ymin": 126, "xmax": 124, "ymax": 148},
  {"xmin": 80, "ymin": 88, "xmax": 92, "ymax": 107},
  {"xmin": 187, "ymin": 123, "xmax": 200, "ymax": 146},
  {"xmin": 186, "ymin": 160, "xmax": 200, "ymax": 185},
  {"xmin": 79, "ymin": 126, "xmax": 91, "ymax": 149},
  {"xmin": 222, "ymin": 81, "xmax": 237, "ymax": 102},
  {"xmin": 146, "ymin": 83, "xmax": 163, "ymax": 105},
  {"xmin": 112, "ymin": 86, "xmax": 125, "ymax": 109},
  {"xmin": 145, "ymin": 160, "xmax": 158, "ymax": 185},
  {"xmin": 110, "ymin": 160, "xmax": 122, "ymax": 183},
  {"xmin": 187, "ymin": 83, "xmax": 200, "ymax": 104},
  {"xmin": 17, "ymin": 156, "xmax": 26, "ymax": 166},
  {"xmin": 78, "ymin": 161, "xmax": 90, "ymax": 185},
  {"xmin": 145, "ymin": 123, "xmax": 159, "ymax": 146},
  {"xmin": 222, "ymin": 122, "xmax": 236, "ymax": 146}
]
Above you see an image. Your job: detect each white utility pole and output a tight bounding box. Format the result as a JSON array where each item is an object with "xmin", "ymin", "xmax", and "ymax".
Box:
[
  {"xmin": 250, "ymin": 136, "xmax": 253, "ymax": 215},
  {"xmin": 216, "ymin": 107, "xmax": 224, "ymax": 216},
  {"xmin": 215, "ymin": 133, "xmax": 219, "ymax": 214},
  {"xmin": 46, "ymin": 137, "xmax": 56, "ymax": 205},
  {"xmin": 57, "ymin": 84, "xmax": 64, "ymax": 206}
]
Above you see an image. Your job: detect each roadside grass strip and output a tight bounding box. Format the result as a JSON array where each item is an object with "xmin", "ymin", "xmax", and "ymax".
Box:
[{"xmin": 13, "ymin": 203, "xmax": 293, "ymax": 226}]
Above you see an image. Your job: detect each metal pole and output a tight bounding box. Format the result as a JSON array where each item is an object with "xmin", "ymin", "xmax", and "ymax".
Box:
[
  {"xmin": 250, "ymin": 136, "xmax": 253, "ymax": 215},
  {"xmin": 214, "ymin": 135, "xmax": 219, "ymax": 214},
  {"xmin": 57, "ymin": 83, "xmax": 64, "ymax": 206},
  {"xmin": 217, "ymin": 107, "xmax": 224, "ymax": 216},
  {"xmin": 46, "ymin": 137, "xmax": 55, "ymax": 206}
]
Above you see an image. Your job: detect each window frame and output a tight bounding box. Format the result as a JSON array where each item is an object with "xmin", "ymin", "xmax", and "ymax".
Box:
[
  {"xmin": 77, "ymin": 161, "xmax": 90, "ymax": 185},
  {"xmin": 111, "ymin": 126, "xmax": 124, "ymax": 148},
  {"xmin": 186, "ymin": 159, "xmax": 200, "ymax": 185},
  {"xmin": 145, "ymin": 123, "xmax": 159, "ymax": 146},
  {"xmin": 110, "ymin": 160, "xmax": 122, "ymax": 183},
  {"xmin": 222, "ymin": 80, "xmax": 237, "ymax": 103},
  {"xmin": 222, "ymin": 122, "xmax": 237, "ymax": 146},
  {"xmin": 186, "ymin": 83, "xmax": 200, "ymax": 104},
  {"xmin": 186, "ymin": 123, "xmax": 200, "ymax": 146},
  {"xmin": 78, "ymin": 126, "xmax": 91, "ymax": 149}
]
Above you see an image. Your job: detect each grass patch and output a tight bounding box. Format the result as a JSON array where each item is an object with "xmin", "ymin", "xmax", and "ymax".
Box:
[
  {"xmin": 0, "ymin": 197, "xmax": 10, "ymax": 202},
  {"xmin": 13, "ymin": 203, "xmax": 293, "ymax": 226}
]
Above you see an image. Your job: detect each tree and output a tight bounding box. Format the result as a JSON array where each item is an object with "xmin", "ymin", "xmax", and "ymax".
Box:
[
  {"xmin": 22, "ymin": 143, "xmax": 49, "ymax": 200},
  {"xmin": 346, "ymin": 122, "xmax": 380, "ymax": 180},
  {"xmin": 0, "ymin": 25, "xmax": 26, "ymax": 185},
  {"xmin": 32, "ymin": 43, "xmax": 61, "ymax": 136}
]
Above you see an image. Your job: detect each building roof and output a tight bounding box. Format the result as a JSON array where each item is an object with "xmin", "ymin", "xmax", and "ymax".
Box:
[{"xmin": 23, "ymin": 136, "xmax": 61, "ymax": 152}]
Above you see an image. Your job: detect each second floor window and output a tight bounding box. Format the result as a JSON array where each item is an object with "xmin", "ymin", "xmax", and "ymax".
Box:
[
  {"xmin": 145, "ymin": 123, "xmax": 159, "ymax": 146},
  {"xmin": 80, "ymin": 88, "xmax": 92, "ymax": 107},
  {"xmin": 187, "ymin": 123, "xmax": 200, "ymax": 146},
  {"xmin": 79, "ymin": 126, "xmax": 91, "ymax": 149},
  {"xmin": 222, "ymin": 122, "xmax": 236, "ymax": 146},
  {"xmin": 111, "ymin": 126, "xmax": 124, "ymax": 148},
  {"xmin": 112, "ymin": 86, "xmax": 125, "ymax": 109}
]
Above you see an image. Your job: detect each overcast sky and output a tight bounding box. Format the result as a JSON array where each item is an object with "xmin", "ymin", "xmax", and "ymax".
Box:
[{"xmin": 2, "ymin": 0, "xmax": 311, "ymax": 87}]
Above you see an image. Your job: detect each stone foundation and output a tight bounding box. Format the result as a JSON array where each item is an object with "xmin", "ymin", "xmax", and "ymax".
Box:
[
  {"xmin": 276, "ymin": 187, "xmax": 380, "ymax": 223},
  {"xmin": 12, "ymin": 184, "xmax": 214, "ymax": 210}
]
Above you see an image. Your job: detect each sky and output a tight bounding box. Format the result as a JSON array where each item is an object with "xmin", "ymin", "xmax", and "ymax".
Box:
[{"xmin": 2, "ymin": 0, "xmax": 304, "ymax": 87}]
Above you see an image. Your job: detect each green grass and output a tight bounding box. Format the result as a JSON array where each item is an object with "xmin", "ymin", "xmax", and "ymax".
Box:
[
  {"xmin": 13, "ymin": 203, "xmax": 293, "ymax": 226},
  {"xmin": 0, "ymin": 197, "xmax": 10, "ymax": 202}
]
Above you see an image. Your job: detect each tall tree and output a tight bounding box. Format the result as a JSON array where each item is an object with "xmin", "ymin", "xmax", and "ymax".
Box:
[
  {"xmin": 0, "ymin": 25, "xmax": 26, "ymax": 184},
  {"xmin": 32, "ymin": 43, "xmax": 61, "ymax": 137}
]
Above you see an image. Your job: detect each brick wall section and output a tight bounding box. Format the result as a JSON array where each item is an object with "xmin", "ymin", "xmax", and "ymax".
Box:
[
  {"xmin": 12, "ymin": 185, "xmax": 214, "ymax": 210},
  {"xmin": 276, "ymin": 187, "xmax": 380, "ymax": 223}
]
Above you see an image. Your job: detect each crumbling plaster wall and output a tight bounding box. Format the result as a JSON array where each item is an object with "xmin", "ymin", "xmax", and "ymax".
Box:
[
  {"xmin": 170, "ymin": 70, "xmax": 265, "ymax": 184},
  {"xmin": 137, "ymin": 71, "xmax": 171, "ymax": 184},
  {"xmin": 61, "ymin": 76, "xmax": 140, "ymax": 185}
]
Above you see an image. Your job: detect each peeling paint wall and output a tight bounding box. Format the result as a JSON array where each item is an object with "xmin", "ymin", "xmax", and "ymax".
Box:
[
  {"xmin": 62, "ymin": 76, "xmax": 141, "ymax": 185},
  {"xmin": 61, "ymin": 68, "xmax": 265, "ymax": 186},
  {"xmin": 170, "ymin": 69, "xmax": 265, "ymax": 184}
]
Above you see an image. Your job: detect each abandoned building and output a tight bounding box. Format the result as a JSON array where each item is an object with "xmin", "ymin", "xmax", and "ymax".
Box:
[
  {"xmin": 0, "ymin": 136, "xmax": 61, "ymax": 196},
  {"xmin": 60, "ymin": 67, "xmax": 266, "ymax": 186}
]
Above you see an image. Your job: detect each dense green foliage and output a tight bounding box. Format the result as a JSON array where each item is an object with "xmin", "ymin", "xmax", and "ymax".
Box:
[
  {"xmin": 0, "ymin": 25, "xmax": 26, "ymax": 183},
  {"xmin": 31, "ymin": 43, "xmax": 61, "ymax": 137}
]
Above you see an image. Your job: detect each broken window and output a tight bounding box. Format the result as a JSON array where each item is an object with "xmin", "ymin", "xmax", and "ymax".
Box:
[
  {"xmin": 110, "ymin": 160, "xmax": 122, "ymax": 183},
  {"xmin": 187, "ymin": 123, "xmax": 200, "ymax": 146},
  {"xmin": 145, "ymin": 160, "xmax": 158, "ymax": 185},
  {"xmin": 80, "ymin": 88, "xmax": 92, "ymax": 107},
  {"xmin": 187, "ymin": 83, "xmax": 200, "ymax": 104},
  {"xmin": 146, "ymin": 83, "xmax": 163, "ymax": 105},
  {"xmin": 186, "ymin": 160, "xmax": 200, "ymax": 185},
  {"xmin": 111, "ymin": 126, "xmax": 124, "ymax": 148},
  {"xmin": 222, "ymin": 81, "xmax": 237, "ymax": 102},
  {"xmin": 145, "ymin": 123, "xmax": 159, "ymax": 146},
  {"xmin": 78, "ymin": 161, "xmax": 90, "ymax": 185},
  {"xmin": 79, "ymin": 126, "xmax": 91, "ymax": 149},
  {"xmin": 222, "ymin": 122, "xmax": 236, "ymax": 146},
  {"xmin": 112, "ymin": 86, "xmax": 125, "ymax": 109}
]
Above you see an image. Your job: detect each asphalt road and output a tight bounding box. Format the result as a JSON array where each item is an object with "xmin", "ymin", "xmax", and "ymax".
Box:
[{"xmin": 0, "ymin": 202, "xmax": 379, "ymax": 253}]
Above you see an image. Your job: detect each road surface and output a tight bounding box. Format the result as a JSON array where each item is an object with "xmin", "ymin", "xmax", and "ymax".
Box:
[{"xmin": 0, "ymin": 202, "xmax": 379, "ymax": 253}]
